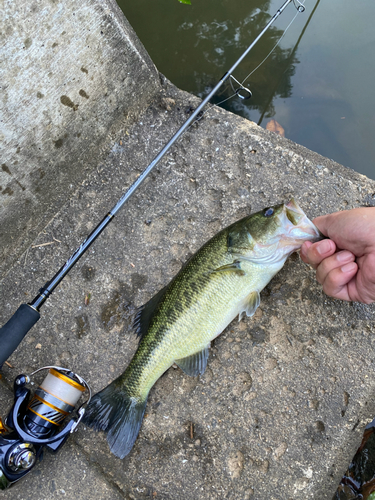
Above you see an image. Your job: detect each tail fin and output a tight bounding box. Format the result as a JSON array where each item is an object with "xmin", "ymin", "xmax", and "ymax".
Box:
[{"xmin": 83, "ymin": 381, "xmax": 148, "ymax": 459}]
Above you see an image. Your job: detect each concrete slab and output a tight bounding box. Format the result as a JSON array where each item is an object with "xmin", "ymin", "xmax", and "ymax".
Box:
[
  {"xmin": 0, "ymin": 79, "xmax": 374, "ymax": 499},
  {"xmin": 0, "ymin": 0, "xmax": 160, "ymax": 281}
]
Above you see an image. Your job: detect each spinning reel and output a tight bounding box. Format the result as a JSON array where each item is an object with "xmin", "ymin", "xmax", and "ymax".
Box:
[{"xmin": 0, "ymin": 366, "xmax": 90, "ymax": 489}]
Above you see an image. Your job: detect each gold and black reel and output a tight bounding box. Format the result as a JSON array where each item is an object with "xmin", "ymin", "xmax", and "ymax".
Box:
[
  {"xmin": 0, "ymin": 366, "xmax": 91, "ymax": 489},
  {"xmin": 26, "ymin": 368, "xmax": 86, "ymax": 433}
]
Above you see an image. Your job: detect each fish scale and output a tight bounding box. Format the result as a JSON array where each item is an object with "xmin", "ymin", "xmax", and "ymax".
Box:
[
  {"xmin": 83, "ymin": 199, "xmax": 322, "ymax": 459},
  {"xmin": 129, "ymin": 234, "xmax": 255, "ymax": 387}
]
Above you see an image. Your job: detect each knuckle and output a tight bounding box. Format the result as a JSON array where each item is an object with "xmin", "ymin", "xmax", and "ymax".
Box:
[
  {"xmin": 366, "ymin": 267, "xmax": 375, "ymax": 285},
  {"xmin": 309, "ymin": 245, "xmax": 322, "ymax": 264},
  {"xmin": 322, "ymin": 281, "xmax": 340, "ymax": 300},
  {"xmin": 322, "ymin": 279, "xmax": 334, "ymax": 297},
  {"xmin": 363, "ymin": 297, "xmax": 374, "ymax": 305},
  {"xmin": 316, "ymin": 270, "xmax": 327, "ymax": 286},
  {"xmin": 322, "ymin": 269, "xmax": 344, "ymax": 296},
  {"xmin": 316, "ymin": 260, "xmax": 331, "ymax": 284}
]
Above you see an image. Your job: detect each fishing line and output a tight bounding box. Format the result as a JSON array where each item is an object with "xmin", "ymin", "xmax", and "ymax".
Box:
[
  {"xmin": 293, "ymin": 0, "xmax": 306, "ymax": 12},
  {"xmin": 257, "ymin": 0, "xmax": 319, "ymax": 126},
  {"xmin": 189, "ymin": 0, "xmax": 306, "ymax": 128},
  {"xmin": 229, "ymin": 75, "xmax": 252, "ymax": 100},
  {"xmin": 240, "ymin": 0, "xmax": 306, "ymax": 86},
  {"xmin": 0, "ymin": 0, "xmax": 303, "ymax": 368}
]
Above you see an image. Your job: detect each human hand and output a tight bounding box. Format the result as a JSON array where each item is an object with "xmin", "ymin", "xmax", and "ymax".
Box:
[{"xmin": 300, "ymin": 208, "xmax": 375, "ymax": 304}]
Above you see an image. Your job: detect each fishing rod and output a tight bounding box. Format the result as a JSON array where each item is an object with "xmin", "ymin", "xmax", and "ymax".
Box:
[
  {"xmin": 0, "ymin": 0, "xmax": 305, "ymax": 368},
  {"xmin": 0, "ymin": 0, "xmax": 305, "ymax": 487}
]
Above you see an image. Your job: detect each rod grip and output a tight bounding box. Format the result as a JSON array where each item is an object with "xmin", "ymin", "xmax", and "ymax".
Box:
[{"xmin": 0, "ymin": 304, "xmax": 40, "ymax": 365}]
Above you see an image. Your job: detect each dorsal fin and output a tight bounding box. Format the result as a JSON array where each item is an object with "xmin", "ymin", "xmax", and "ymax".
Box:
[
  {"xmin": 175, "ymin": 345, "xmax": 210, "ymax": 377},
  {"xmin": 133, "ymin": 285, "xmax": 168, "ymax": 340}
]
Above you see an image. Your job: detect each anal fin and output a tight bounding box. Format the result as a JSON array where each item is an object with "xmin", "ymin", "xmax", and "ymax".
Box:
[{"xmin": 175, "ymin": 345, "xmax": 210, "ymax": 377}]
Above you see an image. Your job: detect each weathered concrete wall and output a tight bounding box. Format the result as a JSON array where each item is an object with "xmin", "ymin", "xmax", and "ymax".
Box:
[
  {"xmin": 1, "ymin": 1, "xmax": 375, "ymax": 499},
  {"xmin": 0, "ymin": 78, "xmax": 374, "ymax": 499},
  {"xmin": 0, "ymin": 0, "xmax": 160, "ymax": 280}
]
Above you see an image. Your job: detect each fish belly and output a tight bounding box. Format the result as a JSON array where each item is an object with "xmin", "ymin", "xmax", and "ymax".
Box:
[{"xmin": 134, "ymin": 263, "xmax": 274, "ymax": 394}]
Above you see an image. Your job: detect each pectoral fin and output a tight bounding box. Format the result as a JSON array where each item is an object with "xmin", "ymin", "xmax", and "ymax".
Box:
[
  {"xmin": 239, "ymin": 291, "xmax": 260, "ymax": 320},
  {"xmin": 175, "ymin": 345, "xmax": 210, "ymax": 377},
  {"xmin": 211, "ymin": 261, "xmax": 245, "ymax": 276}
]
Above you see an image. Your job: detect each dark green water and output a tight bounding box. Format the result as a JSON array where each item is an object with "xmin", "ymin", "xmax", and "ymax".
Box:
[{"xmin": 117, "ymin": 0, "xmax": 375, "ymax": 181}]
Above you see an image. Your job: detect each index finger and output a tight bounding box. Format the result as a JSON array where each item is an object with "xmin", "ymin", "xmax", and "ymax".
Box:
[
  {"xmin": 313, "ymin": 208, "xmax": 375, "ymax": 255},
  {"xmin": 300, "ymin": 239, "xmax": 336, "ymax": 269}
]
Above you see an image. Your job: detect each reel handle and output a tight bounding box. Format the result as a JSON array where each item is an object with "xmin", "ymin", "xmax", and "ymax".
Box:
[{"xmin": 0, "ymin": 305, "xmax": 40, "ymax": 366}]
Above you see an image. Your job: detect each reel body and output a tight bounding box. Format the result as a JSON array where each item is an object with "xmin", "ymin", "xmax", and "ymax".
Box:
[{"xmin": 0, "ymin": 366, "xmax": 90, "ymax": 489}]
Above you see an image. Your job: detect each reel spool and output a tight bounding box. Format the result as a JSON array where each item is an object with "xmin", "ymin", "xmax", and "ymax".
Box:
[
  {"xmin": 0, "ymin": 366, "xmax": 90, "ymax": 489},
  {"xmin": 26, "ymin": 368, "xmax": 86, "ymax": 434}
]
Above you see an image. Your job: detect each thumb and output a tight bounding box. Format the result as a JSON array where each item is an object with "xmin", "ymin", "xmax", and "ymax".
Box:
[{"xmin": 312, "ymin": 214, "xmax": 334, "ymax": 238}]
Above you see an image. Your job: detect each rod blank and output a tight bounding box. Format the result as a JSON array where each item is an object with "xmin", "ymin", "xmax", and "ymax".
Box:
[{"xmin": 0, "ymin": 0, "xmax": 298, "ymax": 364}]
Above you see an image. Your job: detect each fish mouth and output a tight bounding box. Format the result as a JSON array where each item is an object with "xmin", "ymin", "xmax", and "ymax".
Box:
[{"xmin": 280, "ymin": 199, "xmax": 323, "ymax": 246}]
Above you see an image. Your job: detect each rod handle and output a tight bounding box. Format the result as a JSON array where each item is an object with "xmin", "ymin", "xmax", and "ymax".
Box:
[{"xmin": 0, "ymin": 304, "xmax": 40, "ymax": 366}]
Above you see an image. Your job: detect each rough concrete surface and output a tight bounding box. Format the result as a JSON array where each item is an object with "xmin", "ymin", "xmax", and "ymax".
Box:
[
  {"xmin": 0, "ymin": 78, "xmax": 374, "ymax": 499},
  {"xmin": 0, "ymin": 0, "xmax": 160, "ymax": 280}
]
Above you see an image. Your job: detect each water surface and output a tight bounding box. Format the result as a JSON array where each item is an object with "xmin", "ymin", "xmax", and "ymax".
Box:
[{"xmin": 117, "ymin": 0, "xmax": 375, "ymax": 181}]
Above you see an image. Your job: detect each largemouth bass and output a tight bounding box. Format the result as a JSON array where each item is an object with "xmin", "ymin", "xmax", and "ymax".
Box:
[{"xmin": 84, "ymin": 199, "xmax": 321, "ymax": 458}]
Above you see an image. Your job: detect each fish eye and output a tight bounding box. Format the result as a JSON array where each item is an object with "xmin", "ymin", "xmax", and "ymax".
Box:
[{"xmin": 263, "ymin": 208, "xmax": 274, "ymax": 218}]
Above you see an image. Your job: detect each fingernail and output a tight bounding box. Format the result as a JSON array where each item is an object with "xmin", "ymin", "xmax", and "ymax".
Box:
[
  {"xmin": 336, "ymin": 251, "xmax": 353, "ymax": 263},
  {"xmin": 341, "ymin": 262, "xmax": 357, "ymax": 273},
  {"xmin": 317, "ymin": 239, "xmax": 332, "ymax": 255}
]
